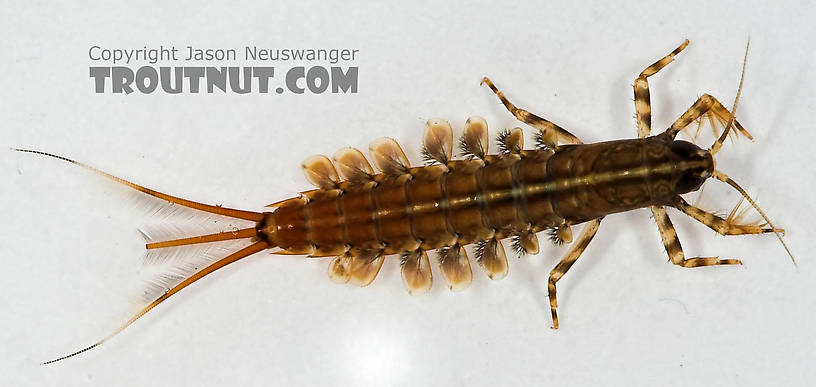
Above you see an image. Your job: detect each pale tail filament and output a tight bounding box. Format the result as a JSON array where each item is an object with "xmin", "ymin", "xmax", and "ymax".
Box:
[
  {"xmin": 41, "ymin": 241, "xmax": 269, "ymax": 365},
  {"xmin": 12, "ymin": 148, "xmax": 270, "ymax": 364},
  {"xmin": 11, "ymin": 149, "xmax": 265, "ymax": 222},
  {"xmin": 145, "ymin": 227, "xmax": 258, "ymax": 249}
]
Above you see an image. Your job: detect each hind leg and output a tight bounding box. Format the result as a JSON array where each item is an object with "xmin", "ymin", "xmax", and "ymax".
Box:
[
  {"xmin": 481, "ymin": 77, "xmax": 581, "ymax": 149},
  {"xmin": 651, "ymin": 205, "xmax": 741, "ymax": 267},
  {"xmin": 548, "ymin": 217, "xmax": 603, "ymax": 329},
  {"xmin": 635, "ymin": 40, "xmax": 690, "ymax": 138}
]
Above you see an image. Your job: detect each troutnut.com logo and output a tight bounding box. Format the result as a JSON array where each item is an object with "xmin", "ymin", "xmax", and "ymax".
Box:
[{"xmin": 88, "ymin": 45, "xmax": 359, "ymax": 94}]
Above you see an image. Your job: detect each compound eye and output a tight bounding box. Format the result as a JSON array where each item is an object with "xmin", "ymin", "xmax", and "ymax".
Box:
[
  {"xmin": 676, "ymin": 169, "xmax": 705, "ymax": 193},
  {"xmin": 670, "ymin": 140, "xmax": 700, "ymax": 159}
]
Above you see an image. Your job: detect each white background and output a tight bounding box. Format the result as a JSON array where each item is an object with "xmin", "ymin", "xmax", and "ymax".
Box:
[{"xmin": 1, "ymin": 1, "xmax": 814, "ymax": 386}]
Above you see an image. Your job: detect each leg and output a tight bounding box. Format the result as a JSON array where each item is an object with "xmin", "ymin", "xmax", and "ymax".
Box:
[
  {"xmin": 548, "ymin": 217, "xmax": 603, "ymax": 329},
  {"xmin": 481, "ymin": 77, "xmax": 581, "ymax": 149},
  {"xmin": 664, "ymin": 94, "xmax": 752, "ymax": 139},
  {"xmin": 689, "ymin": 108, "xmax": 720, "ymax": 143},
  {"xmin": 671, "ymin": 197, "xmax": 783, "ymax": 236},
  {"xmin": 635, "ymin": 40, "xmax": 689, "ymax": 138},
  {"xmin": 650, "ymin": 205, "xmax": 741, "ymax": 267}
]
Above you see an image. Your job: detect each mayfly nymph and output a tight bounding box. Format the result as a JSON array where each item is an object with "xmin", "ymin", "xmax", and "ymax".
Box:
[{"xmin": 17, "ymin": 39, "xmax": 793, "ymax": 364}]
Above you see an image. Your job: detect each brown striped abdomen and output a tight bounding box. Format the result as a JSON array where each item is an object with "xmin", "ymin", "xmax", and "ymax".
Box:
[{"xmin": 260, "ymin": 136, "xmax": 697, "ymax": 255}]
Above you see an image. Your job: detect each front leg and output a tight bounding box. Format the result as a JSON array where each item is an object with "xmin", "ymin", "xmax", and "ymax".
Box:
[
  {"xmin": 481, "ymin": 77, "xmax": 581, "ymax": 150},
  {"xmin": 671, "ymin": 197, "xmax": 783, "ymax": 236},
  {"xmin": 651, "ymin": 205, "xmax": 742, "ymax": 267},
  {"xmin": 663, "ymin": 93, "xmax": 752, "ymax": 140}
]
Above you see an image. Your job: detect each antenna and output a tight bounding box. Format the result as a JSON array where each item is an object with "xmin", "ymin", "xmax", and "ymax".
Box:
[{"xmin": 710, "ymin": 39, "xmax": 750, "ymax": 154}]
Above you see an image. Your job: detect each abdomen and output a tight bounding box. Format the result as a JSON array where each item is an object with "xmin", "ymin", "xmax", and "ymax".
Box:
[{"xmin": 264, "ymin": 138, "xmax": 675, "ymax": 254}]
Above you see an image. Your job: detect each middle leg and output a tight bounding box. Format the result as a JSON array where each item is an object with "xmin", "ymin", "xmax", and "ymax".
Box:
[
  {"xmin": 634, "ymin": 39, "xmax": 689, "ymax": 138},
  {"xmin": 548, "ymin": 217, "xmax": 603, "ymax": 329}
]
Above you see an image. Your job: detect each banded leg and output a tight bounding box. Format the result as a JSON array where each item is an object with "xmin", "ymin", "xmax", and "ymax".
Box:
[
  {"xmin": 635, "ymin": 39, "xmax": 689, "ymax": 138},
  {"xmin": 672, "ymin": 197, "xmax": 783, "ymax": 236},
  {"xmin": 481, "ymin": 77, "xmax": 581, "ymax": 149},
  {"xmin": 651, "ymin": 205, "xmax": 741, "ymax": 267},
  {"xmin": 548, "ymin": 217, "xmax": 603, "ymax": 329},
  {"xmin": 664, "ymin": 94, "xmax": 751, "ymax": 139}
]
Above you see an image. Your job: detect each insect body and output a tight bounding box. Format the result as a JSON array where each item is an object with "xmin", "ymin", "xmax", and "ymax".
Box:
[{"xmin": 19, "ymin": 39, "xmax": 793, "ymax": 364}]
